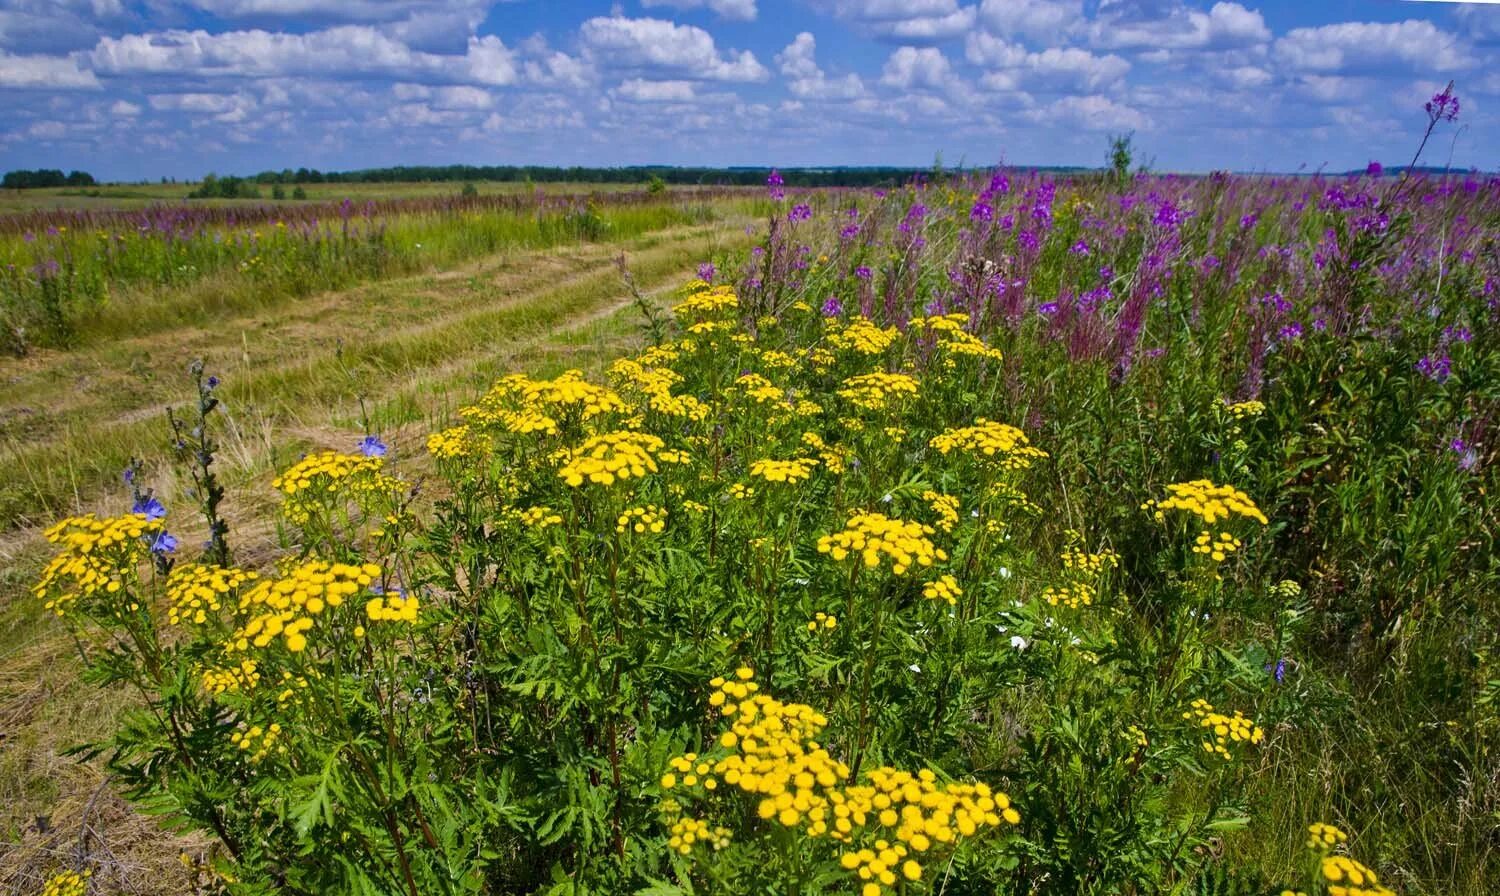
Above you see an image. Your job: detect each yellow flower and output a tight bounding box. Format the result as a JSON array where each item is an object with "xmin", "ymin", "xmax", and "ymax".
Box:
[
  {"xmin": 922, "ymin": 575, "xmax": 962, "ymax": 605},
  {"xmin": 1143, "ymin": 479, "xmax": 1269, "ymax": 526},
  {"xmin": 817, "ymin": 512, "xmax": 947, "ymax": 576},
  {"xmin": 929, "ymin": 419, "xmax": 1048, "ymax": 470},
  {"xmin": 837, "ymin": 372, "xmax": 919, "ymax": 411},
  {"xmin": 556, "ymin": 430, "xmax": 670, "ymax": 487},
  {"xmin": 749, "ymin": 457, "xmax": 818, "ymax": 484}
]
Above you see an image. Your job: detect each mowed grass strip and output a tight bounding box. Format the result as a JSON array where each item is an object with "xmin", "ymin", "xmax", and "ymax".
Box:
[{"xmin": 0, "ymin": 218, "xmax": 752, "ymax": 530}]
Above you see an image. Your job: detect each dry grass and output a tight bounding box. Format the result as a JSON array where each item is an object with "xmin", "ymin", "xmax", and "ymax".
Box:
[{"xmin": 0, "ymin": 215, "xmax": 752, "ymax": 894}]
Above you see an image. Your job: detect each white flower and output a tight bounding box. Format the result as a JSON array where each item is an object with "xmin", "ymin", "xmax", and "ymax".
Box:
[
  {"xmin": 908, "ymin": 664, "xmax": 921, "ymax": 673},
  {"xmin": 998, "ymin": 566, "xmax": 1011, "ymax": 579},
  {"xmin": 881, "ymin": 493, "xmax": 893, "ymax": 503},
  {"xmin": 1010, "ymin": 635, "xmax": 1029, "ymax": 650},
  {"xmin": 996, "ymin": 625, "xmax": 1008, "ymax": 634}
]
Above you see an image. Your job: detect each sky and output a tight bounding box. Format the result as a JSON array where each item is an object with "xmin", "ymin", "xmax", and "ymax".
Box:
[{"xmin": 0, "ymin": 0, "xmax": 1496, "ymax": 181}]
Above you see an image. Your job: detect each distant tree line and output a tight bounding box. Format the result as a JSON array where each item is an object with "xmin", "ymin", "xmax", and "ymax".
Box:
[
  {"xmin": 3, "ymin": 169, "xmax": 96, "ymax": 189},
  {"xmin": 242, "ymin": 164, "xmax": 1090, "ymax": 189}
]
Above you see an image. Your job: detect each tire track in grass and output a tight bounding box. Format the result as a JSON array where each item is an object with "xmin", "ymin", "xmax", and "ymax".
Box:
[{"xmin": 0, "ymin": 220, "xmax": 750, "ymax": 530}]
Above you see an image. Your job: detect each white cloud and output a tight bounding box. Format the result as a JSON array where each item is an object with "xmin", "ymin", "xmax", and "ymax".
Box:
[
  {"xmin": 90, "ymin": 26, "xmax": 518, "ymax": 86},
  {"xmin": 1274, "ymin": 20, "xmax": 1473, "ymax": 74},
  {"xmin": 880, "ymin": 46, "xmax": 953, "ymax": 91},
  {"xmin": 966, "ymin": 34, "xmax": 1127, "ymax": 93},
  {"xmin": 1029, "ymin": 94, "xmax": 1148, "ymax": 131},
  {"xmin": 1090, "ymin": 1, "xmax": 1269, "ymax": 51},
  {"xmin": 976, "ymin": 0, "xmax": 1083, "ymax": 42},
  {"xmin": 149, "ymin": 90, "xmax": 259, "ymax": 123},
  {"xmin": 775, "ymin": 32, "xmax": 864, "ymax": 100},
  {"xmin": 578, "ymin": 15, "xmax": 768, "ymax": 82},
  {"xmin": 808, "ymin": 0, "xmax": 978, "ymax": 44},
  {"xmin": 392, "ymin": 83, "xmax": 494, "ymax": 109},
  {"xmin": 0, "ymin": 49, "xmax": 100, "ymax": 88},
  {"xmin": 611, "ymin": 78, "xmax": 698, "ymax": 102},
  {"xmin": 0, "ymin": 0, "xmax": 127, "ymax": 52},
  {"xmin": 640, "ymin": 0, "xmax": 758, "ymax": 22},
  {"xmin": 109, "ymin": 98, "xmax": 141, "ymax": 115}
]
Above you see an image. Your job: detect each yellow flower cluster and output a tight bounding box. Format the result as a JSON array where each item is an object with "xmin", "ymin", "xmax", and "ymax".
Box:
[
  {"xmin": 929, "ymin": 420, "xmax": 1048, "ymax": 470},
  {"xmin": 729, "ymin": 483, "xmax": 757, "ymax": 500},
  {"xmin": 1192, "ymin": 531, "xmax": 1243, "ymax": 562},
  {"xmin": 817, "ymin": 512, "xmax": 947, "ymax": 576},
  {"xmin": 617, "ymin": 505, "xmax": 667, "ymax": 535},
  {"xmin": 922, "ymin": 574, "xmax": 963, "ymax": 605},
  {"xmin": 427, "ymin": 424, "xmax": 487, "ymax": 460},
  {"xmin": 1321, "ymin": 856, "xmax": 1394, "ymax": 896},
  {"xmin": 201, "ymin": 658, "xmax": 260, "ymax": 695},
  {"xmin": 663, "ymin": 669, "xmax": 1017, "ymax": 895},
  {"xmin": 939, "ymin": 330, "xmax": 1006, "ymax": 363},
  {"xmin": 837, "ymin": 372, "xmax": 920, "ymax": 411},
  {"xmin": 501, "ymin": 370, "xmax": 627, "ymax": 421},
  {"xmin": 667, "ymin": 816, "xmax": 732, "ymax": 854},
  {"xmin": 1225, "ymin": 399, "xmax": 1266, "ymax": 419},
  {"xmin": 923, "ymin": 491, "xmax": 959, "ymax": 532},
  {"xmin": 610, "ymin": 357, "xmax": 710, "ymax": 421},
  {"xmin": 1144, "ymin": 480, "xmax": 1269, "ymax": 526},
  {"xmin": 518, "ymin": 505, "xmax": 564, "ymax": 528},
  {"xmin": 230, "ymin": 722, "xmax": 281, "ymax": 763},
  {"xmin": 556, "ymin": 430, "xmax": 668, "ymax": 487},
  {"xmin": 272, "ymin": 451, "xmax": 402, "ymax": 525},
  {"xmin": 1061, "ymin": 548, "xmax": 1120, "ymax": 576},
  {"xmin": 1307, "ymin": 823, "xmax": 1348, "ymax": 852},
  {"xmin": 365, "ymin": 590, "xmax": 420, "ymax": 623},
  {"xmin": 827, "ymin": 317, "xmax": 898, "ymax": 355},
  {"xmin": 735, "ymin": 372, "xmax": 785, "ymax": 404},
  {"xmin": 166, "ymin": 564, "xmax": 258, "ymax": 625},
  {"xmin": 802, "ymin": 431, "xmax": 849, "ymax": 474},
  {"xmin": 33, "ymin": 513, "xmax": 156, "ymax": 615},
  {"xmin": 749, "ymin": 457, "xmax": 818, "ymax": 484},
  {"xmin": 807, "ymin": 611, "xmax": 838, "ymax": 632},
  {"xmin": 1043, "ymin": 584, "xmax": 1092, "ymax": 609},
  {"xmin": 40, "ymin": 869, "xmax": 90, "ymax": 896},
  {"xmin": 840, "ymin": 841, "xmax": 920, "ymax": 895},
  {"xmin": 672, "ymin": 282, "xmax": 738, "ymax": 317},
  {"xmin": 1183, "ymin": 699, "xmax": 1266, "ymax": 759},
  {"xmin": 230, "ymin": 561, "xmax": 382, "ymax": 653}
]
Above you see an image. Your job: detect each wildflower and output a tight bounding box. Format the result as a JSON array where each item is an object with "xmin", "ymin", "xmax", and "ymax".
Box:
[
  {"xmin": 929, "ymin": 420, "xmax": 1048, "ymax": 471},
  {"xmin": 817, "ymin": 511, "xmax": 947, "ymax": 576},
  {"xmin": 789, "ymin": 203, "xmax": 812, "ymax": 222},
  {"xmin": 1182, "ymin": 699, "xmax": 1265, "ymax": 760},
  {"xmin": 822, "ymin": 295, "xmax": 843, "ymax": 316},
  {"xmin": 1306, "ymin": 822, "xmax": 1348, "ymax": 852},
  {"xmin": 808, "ymin": 611, "xmax": 838, "ymax": 632},
  {"xmin": 357, "ymin": 435, "xmax": 388, "ymax": 457},
  {"xmin": 837, "ymin": 372, "xmax": 919, "ymax": 411},
  {"xmin": 697, "ymin": 261, "xmax": 716, "ymax": 283},
  {"xmin": 1425, "ymin": 84, "xmax": 1460, "ymax": 123},
  {"xmin": 1143, "ymin": 480, "xmax": 1268, "ymax": 526},
  {"xmin": 150, "ymin": 531, "xmax": 179, "ymax": 555},
  {"xmin": 749, "ymin": 457, "xmax": 818, "ymax": 484},
  {"xmin": 617, "ymin": 505, "xmax": 667, "ymax": 535},
  {"xmin": 556, "ymin": 430, "xmax": 669, "ymax": 487},
  {"xmin": 41, "ymin": 869, "xmax": 91, "ymax": 896},
  {"xmin": 131, "ymin": 495, "xmax": 166, "ymax": 521},
  {"xmin": 33, "ymin": 513, "xmax": 159, "ymax": 615},
  {"xmin": 922, "ymin": 574, "xmax": 962, "ymax": 605}
]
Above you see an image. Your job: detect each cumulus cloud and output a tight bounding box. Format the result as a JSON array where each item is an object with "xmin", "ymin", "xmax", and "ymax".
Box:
[
  {"xmin": 775, "ymin": 32, "xmax": 864, "ymax": 99},
  {"xmin": 611, "ymin": 78, "xmax": 698, "ymax": 102},
  {"xmin": 976, "ymin": 0, "xmax": 1083, "ymax": 42},
  {"xmin": 110, "ymin": 98, "xmax": 141, "ymax": 115},
  {"xmin": 1029, "ymin": 94, "xmax": 1148, "ymax": 131},
  {"xmin": 640, "ymin": 0, "xmax": 758, "ymax": 22},
  {"xmin": 1089, "ymin": 1, "xmax": 1268, "ymax": 51},
  {"xmin": 0, "ymin": 49, "xmax": 100, "ymax": 88},
  {"xmin": 0, "ymin": 0, "xmax": 127, "ymax": 53},
  {"xmin": 1274, "ymin": 20, "xmax": 1473, "ymax": 74},
  {"xmin": 880, "ymin": 46, "xmax": 953, "ymax": 91},
  {"xmin": 807, "ymin": 0, "xmax": 978, "ymax": 44},
  {"xmin": 90, "ymin": 26, "xmax": 518, "ymax": 86},
  {"xmin": 578, "ymin": 15, "xmax": 768, "ymax": 82}
]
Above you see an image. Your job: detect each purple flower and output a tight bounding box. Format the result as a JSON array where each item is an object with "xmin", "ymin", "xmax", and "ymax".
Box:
[
  {"xmin": 132, "ymin": 496, "xmax": 166, "ymax": 521},
  {"xmin": 1442, "ymin": 325, "xmax": 1473, "ymax": 344},
  {"xmin": 970, "ymin": 201, "xmax": 994, "ymax": 222},
  {"xmin": 854, "ymin": 265, "xmax": 872, "ymax": 281},
  {"xmin": 766, "ymin": 168, "xmax": 785, "ymax": 201},
  {"xmin": 821, "ymin": 296, "xmax": 843, "ymax": 316},
  {"xmin": 358, "ymin": 435, "xmax": 388, "ymax": 458},
  {"xmin": 1069, "ymin": 239, "xmax": 1090, "ymax": 256},
  {"xmin": 206, "ymin": 375, "xmax": 220, "ymax": 389},
  {"xmin": 788, "ymin": 203, "xmax": 812, "ymax": 223},
  {"xmin": 1425, "ymin": 85, "xmax": 1460, "ymax": 123},
  {"xmin": 1239, "ymin": 213, "xmax": 1258, "ymax": 230},
  {"xmin": 1366, "ymin": 160, "xmax": 1383, "ymax": 178},
  {"xmin": 122, "ymin": 467, "xmax": 135, "ymax": 485},
  {"xmin": 1277, "ymin": 322, "xmax": 1304, "ymax": 341},
  {"xmin": 1416, "ymin": 353, "xmax": 1452, "ymax": 383},
  {"xmin": 697, "ymin": 262, "xmax": 716, "ymax": 283},
  {"xmin": 150, "ymin": 531, "xmax": 179, "ymax": 555},
  {"xmin": 1264, "ymin": 657, "xmax": 1289, "ymax": 683},
  {"xmin": 1038, "ymin": 301, "xmax": 1060, "ymax": 315},
  {"xmin": 839, "ymin": 223, "xmax": 860, "ymax": 240}
]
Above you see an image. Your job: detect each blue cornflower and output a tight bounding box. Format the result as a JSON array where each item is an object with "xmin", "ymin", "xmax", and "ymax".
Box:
[
  {"xmin": 150, "ymin": 531, "xmax": 179, "ymax": 555},
  {"xmin": 358, "ymin": 435, "xmax": 388, "ymax": 458},
  {"xmin": 132, "ymin": 496, "xmax": 166, "ymax": 521}
]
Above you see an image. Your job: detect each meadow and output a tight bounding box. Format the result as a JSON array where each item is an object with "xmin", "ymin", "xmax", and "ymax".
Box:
[{"xmin": 2, "ymin": 156, "xmax": 1498, "ymax": 896}]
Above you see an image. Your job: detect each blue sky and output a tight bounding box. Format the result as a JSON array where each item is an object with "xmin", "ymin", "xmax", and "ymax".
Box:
[{"xmin": 0, "ymin": 1, "xmax": 1495, "ymax": 180}]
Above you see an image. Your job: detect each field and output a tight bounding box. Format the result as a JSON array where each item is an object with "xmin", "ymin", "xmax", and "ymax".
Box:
[{"xmin": 1, "ymin": 168, "xmax": 1497, "ymax": 896}]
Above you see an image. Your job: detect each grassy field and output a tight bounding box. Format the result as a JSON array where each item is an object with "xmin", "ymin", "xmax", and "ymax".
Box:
[
  {"xmin": 0, "ymin": 194, "xmax": 756, "ymax": 894},
  {"xmin": 4, "ymin": 169, "xmax": 1499, "ymax": 896}
]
